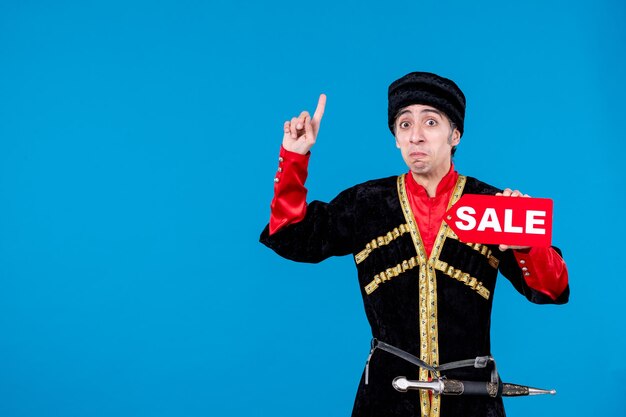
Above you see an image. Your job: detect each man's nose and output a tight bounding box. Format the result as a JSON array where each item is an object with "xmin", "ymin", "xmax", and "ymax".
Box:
[{"xmin": 409, "ymin": 127, "xmax": 424, "ymax": 143}]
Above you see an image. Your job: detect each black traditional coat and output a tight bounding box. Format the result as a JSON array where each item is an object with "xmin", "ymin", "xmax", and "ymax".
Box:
[{"xmin": 260, "ymin": 174, "xmax": 569, "ymax": 417}]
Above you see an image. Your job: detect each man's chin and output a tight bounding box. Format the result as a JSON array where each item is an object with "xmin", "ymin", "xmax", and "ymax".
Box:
[{"xmin": 410, "ymin": 163, "xmax": 429, "ymax": 174}]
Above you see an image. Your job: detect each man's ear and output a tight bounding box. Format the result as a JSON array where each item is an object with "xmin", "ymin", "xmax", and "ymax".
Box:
[
  {"xmin": 395, "ymin": 136, "xmax": 400, "ymax": 149},
  {"xmin": 450, "ymin": 128, "xmax": 461, "ymax": 146}
]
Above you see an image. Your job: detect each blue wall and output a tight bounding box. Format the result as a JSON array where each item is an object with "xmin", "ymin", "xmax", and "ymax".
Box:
[{"xmin": 1, "ymin": 1, "xmax": 624, "ymax": 416}]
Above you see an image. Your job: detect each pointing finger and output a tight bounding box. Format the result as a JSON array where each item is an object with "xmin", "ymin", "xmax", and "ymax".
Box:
[
  {"xmin": 284, "ymin": 121, "xmax": 291, "ymax": 134},
  {"xmin": 312, "ymin": 93, "xmax": 326, "ymax": 124}
]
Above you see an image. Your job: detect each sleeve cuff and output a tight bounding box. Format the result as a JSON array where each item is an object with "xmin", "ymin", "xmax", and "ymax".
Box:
[
  {"xmin": 269, "ymin": 146, "xmax": 310, "ymax": 234},
  {"xmin": 513, "ymin": 246, "xmax": 568, "ymax": 300}
]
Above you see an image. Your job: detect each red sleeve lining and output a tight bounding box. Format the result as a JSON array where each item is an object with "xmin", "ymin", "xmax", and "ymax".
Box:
[{"xmin": 269, "ymin": 146, "xmax": 310, "ymax": 235}]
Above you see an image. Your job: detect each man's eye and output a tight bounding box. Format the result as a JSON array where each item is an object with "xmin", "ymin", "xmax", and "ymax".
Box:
[
  {"xmin": 426, "ymin": 119, "xmax": 437, "ymax": 126},
  {"xmin": 399, "ymin": 121, "xmax": 411, "ymax": 129}
]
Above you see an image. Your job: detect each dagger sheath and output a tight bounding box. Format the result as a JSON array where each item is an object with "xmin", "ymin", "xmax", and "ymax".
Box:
[{"xmin": 392, "ymin": 377, "xmax": 556, "ymax": 397}]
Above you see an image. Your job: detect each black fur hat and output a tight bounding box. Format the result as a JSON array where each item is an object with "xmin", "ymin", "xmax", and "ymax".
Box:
[{"xmin": 388, "ymin": 72, "xmax": 466, "ymax": 136}]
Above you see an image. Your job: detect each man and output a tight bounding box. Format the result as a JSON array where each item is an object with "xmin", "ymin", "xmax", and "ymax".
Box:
[{"xmin": 260, "ymin": 72, "xmax": 569, "ymax": 417}]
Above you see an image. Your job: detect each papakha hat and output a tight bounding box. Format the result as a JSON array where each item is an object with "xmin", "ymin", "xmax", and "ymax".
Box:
[{"xmin": 388, "ymin": 72, "xmax": 466, "ymax": 136}]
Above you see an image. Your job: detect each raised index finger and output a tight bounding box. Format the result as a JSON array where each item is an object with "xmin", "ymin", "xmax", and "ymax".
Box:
[{"xmin": 312, "ymin": 93, "xmax": 326, "ymax": 123}]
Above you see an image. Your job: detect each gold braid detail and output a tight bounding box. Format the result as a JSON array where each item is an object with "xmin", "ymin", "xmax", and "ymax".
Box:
[
  {"xmin": 445, "ymin": 229, "xmax": 500, "ymax": 269},
  {"xmin": 433, "ymin": 259, "xmax": 491, "ymax": 300},
  {"xmin": 363, "ymin": 256, "xmax": 419, "ymax": 295},
  {"xmin": 397, "ymin": 174, "xmax": 467, "ymax": 417},
  {"xmin": 464, "ymin": 242, "xmax": 500, "ymax": 269},
  {"xmin": 355, "ymin": 224, "xmax": 410, "ymax": 264}
]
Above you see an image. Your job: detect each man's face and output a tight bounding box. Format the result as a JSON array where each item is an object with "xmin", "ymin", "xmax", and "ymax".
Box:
[{"xmin": 394, "ymin": 104, "xmax": 461, "ymax": 178}]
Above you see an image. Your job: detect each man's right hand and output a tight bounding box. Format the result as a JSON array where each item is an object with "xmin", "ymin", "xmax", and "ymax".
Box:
[{"xmin": 282, "ymin": 94, "xmax": 326, "ymax": 155}]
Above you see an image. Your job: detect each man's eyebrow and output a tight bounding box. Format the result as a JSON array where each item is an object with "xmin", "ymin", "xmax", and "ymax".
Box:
[
  {"xmin": 395, "ymin": 109, "xmax": 412, "ymax": 119},
  {"xmin": 420, "ymin": 108, "xmax": 443, "ymax": 117},
  {"xmin": 396, "ymin": 108, "xmax": 443, "ymax": 121}
]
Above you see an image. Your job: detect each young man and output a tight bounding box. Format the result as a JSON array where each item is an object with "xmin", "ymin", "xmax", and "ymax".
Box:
[{"xmin": 260, "ymin": 72, "xmax": 569, "ymax": 417}]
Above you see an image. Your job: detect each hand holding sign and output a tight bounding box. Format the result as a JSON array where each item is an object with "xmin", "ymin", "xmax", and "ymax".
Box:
[{"xmin": 444, "ymin": 191, "xmax": 553, "ymax": 249}]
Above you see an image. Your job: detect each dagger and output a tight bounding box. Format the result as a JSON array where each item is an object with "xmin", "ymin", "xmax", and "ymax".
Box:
[{"xmin": 392, "ymin": 376, "xmax": 556, "ymax": 397}]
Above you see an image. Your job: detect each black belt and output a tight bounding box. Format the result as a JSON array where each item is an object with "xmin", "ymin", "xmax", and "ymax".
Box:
[{"xmin": 365, "ymin": 338, "xmax": 498, "ymax": 385}]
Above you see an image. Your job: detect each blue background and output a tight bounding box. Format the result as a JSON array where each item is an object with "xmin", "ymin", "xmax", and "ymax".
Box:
[{"xmin": 1, "ymin": 1, "xmax": 624, "ymax": 416}]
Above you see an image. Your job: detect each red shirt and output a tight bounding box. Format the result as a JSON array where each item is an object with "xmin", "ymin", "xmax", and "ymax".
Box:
[{"xmin": 268, "ymin": 146, "xmax": 568, "ymax": 300}]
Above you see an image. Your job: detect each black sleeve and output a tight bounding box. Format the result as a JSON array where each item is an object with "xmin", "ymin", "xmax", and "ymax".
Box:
[
  {"xmin": 259, "ymin": 186, "xmax": 357, "ymax": 263},
  {"xmin": 497, "ymin": 246, "xmax": 569, "ymax": 305}
]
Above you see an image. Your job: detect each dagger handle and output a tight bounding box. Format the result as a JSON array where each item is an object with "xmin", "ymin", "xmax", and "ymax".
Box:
[{"xmin": 442, "ymin": 380, "xmax": 499, "ymax": 397}]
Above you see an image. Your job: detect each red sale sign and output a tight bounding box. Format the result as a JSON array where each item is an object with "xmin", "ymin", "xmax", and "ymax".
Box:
[{"xmin": 444, "ymin": 195, "xmax": 553, "ymax": 247}]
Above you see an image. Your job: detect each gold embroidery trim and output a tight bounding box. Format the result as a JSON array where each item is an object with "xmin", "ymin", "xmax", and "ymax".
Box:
[
  {"xmin": 355, "ymin": 224, "xmax": 410, "ymax": 264},
  {"xmin": 464, "ymin": 241, "xmax": 499, "ymax": 269},
  {"xmin": 364, "ymin": 256, "xmax": 419, "ymax": 294},
  {"xmin": 433, "ymin": 259, "xmax": 491, "ymax": 300},
  {"xmin": 396, "ymin": 173, "xmax": 467, "ymax": 417},
  {"xmin": 446, "ymin": 229, "xmax": 500, "ymax": 269}
]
